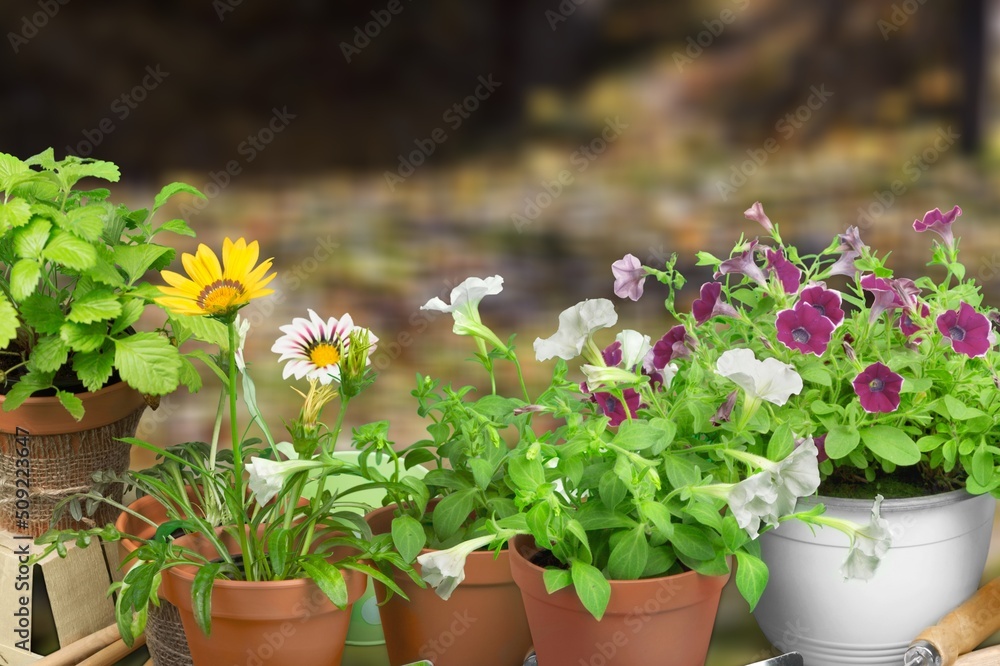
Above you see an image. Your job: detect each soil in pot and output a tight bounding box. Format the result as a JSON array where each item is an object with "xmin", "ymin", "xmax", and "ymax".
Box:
[
  {"xmin": 510, "ymin": 535, "xmax": 729, "ymax": 666},
  {"xmin": 820, "ymin": 464, "xmax": 965, "ymax": 500},
  {"xmin": 365, "ymin": 504, "xmax": 533, "ymax": 666}
]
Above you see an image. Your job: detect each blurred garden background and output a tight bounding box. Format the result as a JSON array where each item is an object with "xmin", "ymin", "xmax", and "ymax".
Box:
[{"xmin": 4, "ymin": 0, "xmax": 1000, "ymax": 663}]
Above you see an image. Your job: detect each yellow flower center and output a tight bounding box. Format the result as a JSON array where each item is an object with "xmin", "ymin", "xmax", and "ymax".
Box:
[
  {"xmin": 308, "ymin": 342, "xmax": 341, "ymax": 368},
  {"xmin": 197, "ymin": 279, "xmax": 247, "ymax": 315}
]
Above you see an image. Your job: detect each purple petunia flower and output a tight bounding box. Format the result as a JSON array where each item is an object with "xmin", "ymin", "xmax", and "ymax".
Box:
[
  {"xmin": 776, "ymin": 301, "xmax": 835, "ymax": 356},
  {"xmin": 715, "ymin": 240, "xmax": 768, "ymax": 287},
  {"xmin": 766, "ymin": 248, "xmax": 802, "ymax": 294},
  {"xmin": 799, "ymin": 285, "xmax": 845, "ymax": 326},
  {"xmin": 651, "ymin": 325, "xmax": 691, "ymax": 367},
  {"xmin": 593, "ymin": 389, "xmax": 641, "ymax": 426},
  {"xmin": 861, "ymin": 274, "xmax": 903, "ymax": 323},
  {"xmin": 937, "ymin": 302, "xmax": 995, "ymax": 358},
  {"xmin": 853, "ymin": 362, "xmax": 903, "ymax": 414},
  {"xmin": 811, "ymin": 434, "xmax": 830, "ymax": 464},
  {"xmin": 710, "ymin": 390, "xmax": 739, "ymax": 426},
  {"xmin": 827, "ymin": 249, "xmax": 860, "ymax": 278},
  {"xmin": 744, "ymin": 202, "xmax": 774, "ymax": 234},
  {"xmin": 602, "ymin": 340, "xmax": 623, "ymax": 366},
  {"xmin": 692, "ymin": 282, "xmax": 738, "ymax": 325},
  {"xmin": 913, "ymin": 205, "xmax": 962, "ymax": 249},
  {"xmin": 837, "ymin": 226, "xmax": 867, "ymax": 255},
  {"xmin": 899, "ymin": 303, "xmax": 930, "ymax": 339},
  {"xmin": 612, "ymin": 254, "xmax": 647, "ymax": 301},
  {"xmin": 892, "ymin": 278, "xmax": 921, "ymax": 313}
]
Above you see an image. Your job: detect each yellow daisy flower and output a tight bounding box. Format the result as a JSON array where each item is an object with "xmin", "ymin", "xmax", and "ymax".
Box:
[{"xmin": 156, "ymin": 237, "xmax": 276, "ymax": 318}]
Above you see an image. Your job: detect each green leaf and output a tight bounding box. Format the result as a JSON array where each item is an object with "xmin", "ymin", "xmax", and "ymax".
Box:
[
  {"xmin": 20, "ymin": 294, "xmax": 65, "ymax": 334},
  {"xmin": 267, "ymin": 528, "xmax": 292, "ymax": 576},
  {"xmin": 942, "ymin": 395, "xmax": 986, "ymax": 421},
  {"xmin": 300, "ymin": 556, "xmax": 348, "ymax": 609},
  {"xmin": 114, "ymin": 245, "xmax": 171, "ymax": 285},
  {"xmin": 13, "ymin": 217, "xmax": 51, "ymax": 259},
  {"xmin": 508, "ymin": 452, "xmax": 546, "ymax": 491},
  {"xmin": 641, "ymin": 500, "xmax": 675, "ymax": 544},
  {"xmin": 431, "ymin": 488, "xmax": 476, "ymax": 541},
  {"xmin": 156, "ymin": 218, "xmax": 197, "ymax": 237},
  {"xmin": 608, "ymin": 526, "xmax": 649, "ymax": 580},
  {"xmin": 2, "ymin": 370, "xmax": 54, "ymax": 412},
  {"xmin": 60, "ymin": 321, "xmax": 108, "ymax": 353},
  {"xmin": 663, "ymin": 454, "xmax": 702, "ymax": 488},
  {"xmin": 152, "ymin": 182, "xmax": 205, "ymax": 212},
  {"xmin": 899, "ymin": 377, "xmax": 933, "ymax": 394},
  {"xmin": 685, "ymin": 499, "xmax": 724, "ymax": 532},
  {"xmin": 695, "ymin": 251, "xmax": 721, "ymax": 266},
  {"xmin": 799, "ymin": 364, "xmax": 832, "ymax": 387},
  {"xmin": 543, "ymin": 568, "xmax": 572, "ymax": 594},
  {"xmin": 825, "ymin": 425, "xmax": 860, "ymax": 460},
  {"xmin": 29, "ymin": 335, "xmax": 70, "ymax": 372},
  {"xmin": 69, "ymin": 289, "xmax": 122, "ymax": 324},
  {"xmin": 598, "ymin": 470, "xmax": 627, "ymax": 510},
  {"xmin": 0, "ymin": 152, "xmax": 31, "ymax": 190},
  {"xmin": 468, "ymin": 458, "xmax": 494, "ymax": 490},
  {"xmin": 670, "ymin": 524, "xmax": 715, "ymax": 561},
  {"xmin": 113, "ymin": 332, "xmax": 182, "ymax": 395},
  {"xmin": 972, "ymin": 444, "xmax": 993, "ymax": 487},
  {"xmin": 860, "ymin": 426, "xmax": 921, "ymax": 466},
  {"xmin": 613, "ymin": 421, "xmax": 660, "ymax": 452},
  {"xmin": 86, "ymin": 245, "xmax": 126, "ymax": 288},
  {"xmin": 110, "ymin": 299, "xmax": 145, "ymax": 336},
  {"xmin": 0, "ymin": 294, "xmax": 17, "ymax": 349},
  {"xmin": 42, "ymin": 229, "xmax": 98, "ymax": 270},
  {"xmin": 526, "ymin": 502, "xmax": 553, "ymax": 547},
  {"xmin": 570, "ymin": 559, "xmax": 611, "ymax": 620},
  {"xmin": 0, "ymin": 197, "xmax": 32, "ymax": 232},
  {"xmin": 65, "ymin": 204, "xmax": 106, "ymax": 241},
  {"xmin": 171, "ymin": 314, "xmax": 229, "ymax": 348},
  {"xmin": 916, "ymin": 435, "xmax": 947, "ymax": 453},
  {"xmin": 766, "ymin": 422, "xmax": 795, "ymax": 461},
  {"xmin": 9, "ymin": 259, "xmax": 40, "ymax": 301},
  {"xmin": 734, "ymin": 550, "xmax": 769, "ymax": 611},
  {"xmin": 191, "ymin": 562, "xmax": 221, "ymax": 636},
  {"xmin": 58, "ymin": 157, "xmax": 120, "ymax": 188},
  {"xmin": 391, "ymin": 514, "xmax": 427, "ymax": 563},
  {"xmin": 73, "ymin": 342, "xmax": 116, "ymax": 392},
  {"xmin": 56, "ymin": 391, "xmax": 85, "ymax": 420},
  {"xmin": 178, "ymin": 355, "xmax": 203, "ymax": 393},
  {"xmin": 722, "ymin": 515, "xmax": 749, "ymax": 552}
]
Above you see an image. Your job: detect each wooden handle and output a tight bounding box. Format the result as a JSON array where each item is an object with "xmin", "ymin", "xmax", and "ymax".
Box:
[
  {"xmin": 33, "ymin": 624, "xmax": 121, "ymax": 666},
  {"xmin": 956, "ymin": 644, "xmax": 1000, "ymax": 665},
  {"xmin": 914, "ymin": 577, "xmax": 1000, "ymax": 665},
  {"xmin": 77, "ymin": 634, "xmax": 146, "ymax": 666}
]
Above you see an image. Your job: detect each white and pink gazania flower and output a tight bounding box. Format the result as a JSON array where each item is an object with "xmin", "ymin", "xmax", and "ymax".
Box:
[{"xmin": 271, "ymin": 309, "xmax": 377, "ymax": 385}]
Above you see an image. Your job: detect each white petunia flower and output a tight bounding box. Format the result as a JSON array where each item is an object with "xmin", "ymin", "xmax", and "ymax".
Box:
[
  {"xmin": 245, "ymin": 452, "xmax": 324, "ymax": 506},
  {"xmin": 418, "ymin": 534, "xmax": 495, "ymax": 600},
  {"xmin": 715, "ymin": 348, "xmax": 803, "ymax": 406},
  {"xmin": 234, "ymin": 315, "xmax": 251, "ymax": 372},
  {"xmin": 616, "ymin": 330, "xmax": 651, "ymax": 370},
  {"xmin": 421, "ymin": 276, "xmax": 507, "ymax": 349},
  {"xmin": 534, "ymin": 299, "xmax": 618, "ymax": 362},
  {"xmin": 727, "ymin": 438, "xmax": 821, "ymax": 539},
  {"xmin": 840, "ymin": 495, "xmax": 892, "ymax": 581}
]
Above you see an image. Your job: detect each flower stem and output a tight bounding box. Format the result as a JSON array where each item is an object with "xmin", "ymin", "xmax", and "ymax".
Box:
[
  {"xmin": 208, "ymin": 388, "xmax": 226, "ymax": 471},
  {"xmin": 227, "ymin": 319, "xmax": 255, "ymax": 580},
  {"xmin": 300, "ymin": 394, "xmax": 349, "ymax": 557}
]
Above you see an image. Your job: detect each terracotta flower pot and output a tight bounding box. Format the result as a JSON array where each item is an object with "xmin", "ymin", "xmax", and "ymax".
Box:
[
  {"xmin": 754, "ymin": 490, "xmax": 996, "ymax": 666},
  {"xmin": 161, "ymin": 530, "xmax": 367, "ymax": 666},
  {"xmin": 509, "ymin": 534, "xmax": 730, "ymax": 666},
  {"xmin": 0, "ymin": 381, "xmax": 147, "ymax": 537},
  {"xmin": 365, "ymin": 504, "xmax": 533, "ymax": 666}
]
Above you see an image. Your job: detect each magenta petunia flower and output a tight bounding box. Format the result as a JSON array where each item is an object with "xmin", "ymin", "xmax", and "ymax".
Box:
[
  {"xmin": 715, "ymin": 240, "xmax": 768, "ymax": 287},
  {"xmin": 899, "ymin": 303, "xmax": 930, "ymax": 339},
  {"xmin": 602, "ymin": 340, "xmax": 623, "ymax": 366},
  {"xmin": 810, "ymin": 434, "xmax": 830, "ymax": 464},
  {"xmin": 766, "ymin": 248, "xmax": 801, "ymax": 294},
  {"xmin": 799, "ymin": 285, "xmax": 844, "ymax": 326},
  {"xmin": 937, "ymin": 302, "xmax": 995, "ymax": 358},
  {"xmin": 744, "ymin": 202, "xmax": 774, "ymax": 234},
  {"xmin": 651, "ymin": 325, "xmax": 690, "ymax": 367},
  {"xmin": 612, "ymin": 254, "xmax": 647, "ymax": 301},
  {"xmin": 827, "ymin": 249, "xmax": 860, "ymax": 278},
  {"xmin": 710, "ymin": 390, "xmax": 739, "ymax": 426},
  {"xmin": 593, "ymin": 389, "xmax": 641, "ymax": 426},
  {"xmin": 837, "ymin": 226, "xmax": 867, "ymax": 255},
  {"xmin": 852, "ymin": 362, "xmax": 903, "ymax": 414},
  {"xmin": 776, "ymin": 301, "xmax": 835, "ymax": 356},
  {"xmin": 692, "ymin": 282, "xmax": 738, "ymax": 325},
  {"xmin": 891, "ymin": 278, "xmax": 921, "ymax": 312},
  {"xmin": 913, "ymin": 206, "xmax": 962, "ymax": 249},
  {"xmin": 861, "ymin": 274, "xmax": 903, "ymax": 323}
]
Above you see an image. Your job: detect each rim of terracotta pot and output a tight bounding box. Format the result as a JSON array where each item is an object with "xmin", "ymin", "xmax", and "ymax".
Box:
[
  {"xmin": 0, "ymin": 380, "xmax": 146, "ymax": 435},
  {"xmin": 804, "ymin": 488, "xmax": 975, "ymax": 512},
  {"xmin": 365, "ymin": 503, "xmax": 515, "ymax": 585},
  {"xmin": 510, "ymin": 533, "xmax": 731, "ymax": 614}
]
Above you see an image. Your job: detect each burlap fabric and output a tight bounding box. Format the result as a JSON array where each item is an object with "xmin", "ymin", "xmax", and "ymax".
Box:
[
  {"xmin": 0, "ymin": 405, "xmax": 145, "ymax": 537},
  {"xmin": 147, "ymin": 600, "xmax": 194, "ymax": 666}
]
